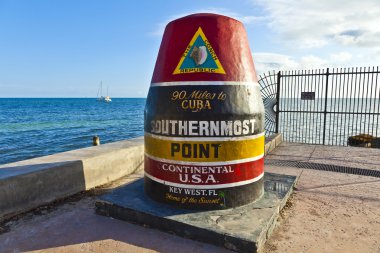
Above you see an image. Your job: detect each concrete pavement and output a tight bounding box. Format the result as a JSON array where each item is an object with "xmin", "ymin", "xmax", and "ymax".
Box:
[
  {"xmin": 262, "ymin": 143, "xmax": 380, "ymax": 253},
  {"xmin": 1, "ymin": 142, "xmax": 379, "ymax": 253}
]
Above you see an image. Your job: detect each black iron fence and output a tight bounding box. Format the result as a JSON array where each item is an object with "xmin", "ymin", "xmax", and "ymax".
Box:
[{"xmin": 259, "ymin": 67, "xmax": 380, "ymax": 146}]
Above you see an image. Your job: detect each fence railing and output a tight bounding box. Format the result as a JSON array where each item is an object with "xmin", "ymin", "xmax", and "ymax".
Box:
[{"xmin": 258, "ymin": 67, "xmax": 380, "ymax": 146}]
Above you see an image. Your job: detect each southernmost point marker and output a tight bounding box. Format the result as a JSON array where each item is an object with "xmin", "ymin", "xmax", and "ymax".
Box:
[
  {"xmin": 96, "ymin": 13, "xmax": 298, "ymax": 252},
  {"xmin": 144, "ymin": 13, "xmax": 265, "ymax": 209}
]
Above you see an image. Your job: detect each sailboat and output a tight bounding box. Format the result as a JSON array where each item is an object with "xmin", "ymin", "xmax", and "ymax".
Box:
[{"xmin": 96, "ymin": 81, "xmax": 112, "ymax": 103}]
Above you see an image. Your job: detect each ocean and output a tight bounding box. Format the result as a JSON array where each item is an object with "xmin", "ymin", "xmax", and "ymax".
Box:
[
  {"xmin": 276, "ymin": 98, "xmax": 380, "ymax": 146},
  {"xmin": 0, "ymin": 98, "xmax": 145, "ymax": 165}
]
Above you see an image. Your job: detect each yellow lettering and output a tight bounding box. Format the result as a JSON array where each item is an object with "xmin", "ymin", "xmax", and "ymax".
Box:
[{"xmin": 181, "ymin": 100, "xmax": 189, "ymax": 109}]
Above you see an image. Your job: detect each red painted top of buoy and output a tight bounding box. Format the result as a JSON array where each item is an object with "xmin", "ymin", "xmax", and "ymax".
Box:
[{"xmin": 151, "ymin": 13, "xmax": 258, "ymax": 83}]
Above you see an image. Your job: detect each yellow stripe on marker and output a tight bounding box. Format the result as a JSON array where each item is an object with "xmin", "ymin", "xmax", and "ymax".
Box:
[{"xmin": 145, "ymin": 134, "xmax": 264, "ymax": 162}]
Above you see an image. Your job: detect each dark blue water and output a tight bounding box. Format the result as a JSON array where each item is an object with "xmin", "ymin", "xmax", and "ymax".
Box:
[{"xmin": 0, "ymin": 98, "xmax": 145, "ymax": 165}]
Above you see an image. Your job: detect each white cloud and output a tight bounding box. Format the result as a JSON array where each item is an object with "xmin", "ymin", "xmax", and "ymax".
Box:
[
  {"xmin": 329, "ymin": 52, "xmax": 352, "ymax": 63},
  {"xmin": 299, "ymin": 55, "xmax": 328, "ymax": 69},
  {"xmin": 253, "ymin": 0, "xmax": 380, "ymax": 49},
  {"xmin": 253, "ymin": 52, "xmax": 354, "ymax": 75},
  {"xmin": 148, "ymin": 8, "xmax": 265, "ymax": 37},
  {"xmin": 253, "ymin": 53, "xmax": 299, "ymax": 74}
]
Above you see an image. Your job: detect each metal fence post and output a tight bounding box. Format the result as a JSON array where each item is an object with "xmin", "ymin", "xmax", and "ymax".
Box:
[
  {"xmin": 322, "ymin": 68, "xmax": 330, "ymax": 145},
  {"xmin": 275, "ymin": 71, "xmax": 281, "ymax": 133}
]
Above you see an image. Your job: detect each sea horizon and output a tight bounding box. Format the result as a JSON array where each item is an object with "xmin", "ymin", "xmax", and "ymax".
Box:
[{"xmin": 0, "ymin": 98, "xmax": 146, "ymax": 165}]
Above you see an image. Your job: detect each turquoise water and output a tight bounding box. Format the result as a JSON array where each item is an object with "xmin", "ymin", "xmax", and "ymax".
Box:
[{"xmin": 0, "ymin": 98, "xmax": 145, "ymax": 165}]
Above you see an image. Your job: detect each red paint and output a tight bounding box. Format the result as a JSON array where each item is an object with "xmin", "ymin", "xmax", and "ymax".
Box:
[
  {"xmin": 151, "ymin": 13, "xmax": 258, "ymax": 83},
  {"xmin": 145, "ymin": 156, "xmax": 264, "ymax": 185}
]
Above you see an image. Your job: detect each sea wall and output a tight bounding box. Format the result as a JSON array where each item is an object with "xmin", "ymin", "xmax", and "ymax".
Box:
[
  {"xmin": 0, "ymin": 137, "xmax": 144, "ymax": 221},
  {"xmin": 0, "ymin": 134, "xmax": 282, "ymax": 221}
]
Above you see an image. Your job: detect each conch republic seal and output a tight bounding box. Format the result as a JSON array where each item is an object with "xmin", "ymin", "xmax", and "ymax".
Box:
[{"xmin": 144, "ymin": 13, "xmax": 265, "ymax": 209}]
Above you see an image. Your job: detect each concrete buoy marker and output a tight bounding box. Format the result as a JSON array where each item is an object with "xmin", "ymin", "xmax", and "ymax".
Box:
[
  {"xmin": 144, "ymin": 13, "xmax": 265, "ymax": 209},
  {"xmin": 96, "ymin": 14, "xmax": 298, "ymax": 252}
]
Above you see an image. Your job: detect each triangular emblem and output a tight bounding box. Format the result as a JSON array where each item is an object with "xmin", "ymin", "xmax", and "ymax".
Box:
[{"xmin": 173, "ymin": 27, "xmax": 226, "ymax": 75}]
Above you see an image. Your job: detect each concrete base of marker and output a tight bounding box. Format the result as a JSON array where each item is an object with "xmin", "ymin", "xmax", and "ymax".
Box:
[{"xmin": 95, "ymin": 172, "xmax": 297, "ymax": 253}]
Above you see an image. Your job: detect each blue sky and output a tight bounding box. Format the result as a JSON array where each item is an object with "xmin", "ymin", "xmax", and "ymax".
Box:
[{"xmin": 1, "ymin": 0, "xmax": 379, "ymax": 97}]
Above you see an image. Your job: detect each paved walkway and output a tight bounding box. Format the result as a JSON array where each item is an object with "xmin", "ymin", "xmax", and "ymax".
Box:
[
  {"xmin": 262, "ymin": 143, "xmax": 380, "ymax": 253},
  {"xmin": 0, "ymin": 143, "xmax": 379, "ymax": 253}
]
